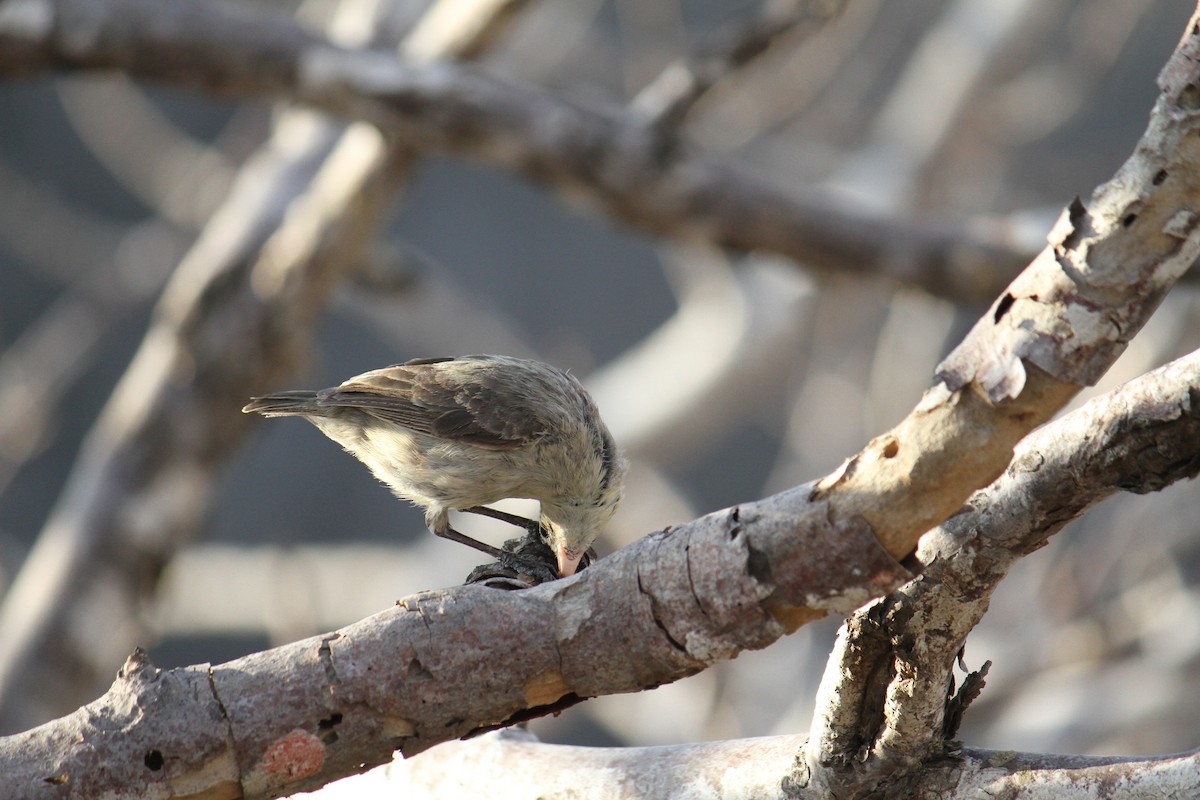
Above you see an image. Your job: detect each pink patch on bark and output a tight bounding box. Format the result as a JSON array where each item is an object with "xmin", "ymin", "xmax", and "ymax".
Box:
[{"xmin": 259, "ymin": 729, "xmax": 326, "ymax": 779}]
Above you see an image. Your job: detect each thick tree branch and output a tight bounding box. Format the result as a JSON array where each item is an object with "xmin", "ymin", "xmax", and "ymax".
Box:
[
  {"xmin": 0, "ymin": 0, "xmax": 1036, "ymax": 305},
  {"xmin": 807, "ymin": 348, "xmax": 1200, "ymax": 797},
  {"xmin": 0, "ymin": 503, "xmax": 908, "ymax": 799},
  {"xmin": 817, "ymin": 2, "xmax": 1200, "ymax": 560},
  {"xmin": 19, "ymin": 334, "xmax": 1200, "ymax": 797}
]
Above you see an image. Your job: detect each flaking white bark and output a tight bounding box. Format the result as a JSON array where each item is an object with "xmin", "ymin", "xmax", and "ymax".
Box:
[{"xmin": 808, "ymin": 350, "xmax": 1200, "ymax": 797}]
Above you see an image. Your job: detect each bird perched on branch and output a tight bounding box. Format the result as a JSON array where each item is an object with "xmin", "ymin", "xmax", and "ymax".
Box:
[{"xmin": 242, "ymin": 355, "xmax": 626, "ymax": 578}]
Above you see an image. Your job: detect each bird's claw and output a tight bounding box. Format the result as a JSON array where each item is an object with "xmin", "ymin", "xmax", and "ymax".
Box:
[{"xmin": 464, "ymin": 533, "xmax": 597, "ymax": 589}]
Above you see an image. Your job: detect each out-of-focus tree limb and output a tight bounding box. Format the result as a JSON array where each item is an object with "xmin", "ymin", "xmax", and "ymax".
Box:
[
  {"xmin": 629, "ymin": 0, "xmax": 851, "ymax": 129},
  {"xmin": 0, "ymin": 0, "xmax": 531, "ymax": 733},
  {"xmin": 55, "ymin": 75, "xmax": 240, "ymax": 229},
  {"xmin": 833, "ymin": 0, "xmax": 1041, "ymax": 211},
  {"xmin": 0, "ymin": 0, "xmax": 1039, "ymax": 305},
  {"xmin": 0, "ymin": 158, "xmax": 191, "ymax": 500}
]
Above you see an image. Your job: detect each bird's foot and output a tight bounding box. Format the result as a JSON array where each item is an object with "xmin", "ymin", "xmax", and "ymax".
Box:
[{"xmin": 465, "ymin": 532, "xmax": 597, "ymax": 589}]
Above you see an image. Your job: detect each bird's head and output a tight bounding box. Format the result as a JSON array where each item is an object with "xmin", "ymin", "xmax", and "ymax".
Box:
[{"xmin": 541, "ymin": 461, "xmax": 626, "ymax": 577}]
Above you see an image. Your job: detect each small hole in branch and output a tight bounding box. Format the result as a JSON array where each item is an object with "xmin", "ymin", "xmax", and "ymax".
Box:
[{"xmin": 993, "ymin": 293, "xmax": 1015, "ymax": 323}]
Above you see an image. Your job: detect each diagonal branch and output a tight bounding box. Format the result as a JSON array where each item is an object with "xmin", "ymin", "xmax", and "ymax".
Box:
[
  {"xmin": 629, "ymin": 0, "xmax": 851, "ymax": 129},
  {"xmin": 806, "ymin": 348, "xmax": 1200, "ymax": 796}
]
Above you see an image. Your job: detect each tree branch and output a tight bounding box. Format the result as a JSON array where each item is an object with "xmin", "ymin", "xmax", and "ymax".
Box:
[
  {"xmin": 0, "ymin": 497, "xmax": 908, "ymax": 799},
  {"xmin": 0, "ymin": 0, "xmax": 530, "ymax": 733},
  {"xmin": 5, "ymin": 141, "xmax": 1200, "ymax": 791},
  {"xmin": 629, "ymin": 0, "xmax": 850, "ymax": 129},
  {"xmin": 0, "ymin": 0, "xmax": 1037, "ymax": 305},
  {"xmin": 321, "ymin": 730, "xmax": 1200, "ymax": 799},
  {"xmin": 807, "ymin": 347, "xmax": 1200, "ymax": 796},
  {"xmin": 4, "ymin": 1, "xmax": 1200, "ymax": 797}
]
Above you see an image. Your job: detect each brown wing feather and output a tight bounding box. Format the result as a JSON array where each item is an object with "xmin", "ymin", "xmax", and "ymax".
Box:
[{"xmin": 319, "ymin": 356, "xmax": 547, "ymax": 449}]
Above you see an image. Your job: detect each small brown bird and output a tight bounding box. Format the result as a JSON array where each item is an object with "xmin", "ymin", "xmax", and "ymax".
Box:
[{"xmin": 242, "ymin": 355, "xmax": 626, "ymax": 577}]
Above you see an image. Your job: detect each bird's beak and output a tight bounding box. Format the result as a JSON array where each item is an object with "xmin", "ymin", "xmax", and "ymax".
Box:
[{"xmin": 556, "ymin": 545, "xmax": 583, "ymax": 578}]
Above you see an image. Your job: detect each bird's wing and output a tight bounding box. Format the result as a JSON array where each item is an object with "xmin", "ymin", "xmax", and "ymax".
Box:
[{"xmin": 319, "ymin": 357, "xmax": 547, "ymax": 449}]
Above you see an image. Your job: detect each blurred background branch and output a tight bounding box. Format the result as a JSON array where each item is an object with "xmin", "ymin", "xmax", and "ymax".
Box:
[
  {"xmin": 0, "ymin": 0, "xmax": 532, "ymax": 733},
  {"xmin": 0, "ymin": 0, "xmax": 1045, "ymax": 305}
]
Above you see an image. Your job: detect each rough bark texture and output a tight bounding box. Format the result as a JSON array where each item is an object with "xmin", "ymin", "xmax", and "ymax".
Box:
[
  {"xmin": 0, "ymin": 503, "xmax": 908, "ymax": 799},
  {"xmin": 815, "ymin": 9, "xmax": 1200, "ymax": 560},
  {"xmin": 804, "ymin": 350, "xmax": 1200, "ymax": 798}
]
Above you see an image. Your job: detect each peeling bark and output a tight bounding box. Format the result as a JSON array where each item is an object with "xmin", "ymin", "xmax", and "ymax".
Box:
[{"xmin": 808, "ymin": 349, "xmax": 1200, "ymax": 798}]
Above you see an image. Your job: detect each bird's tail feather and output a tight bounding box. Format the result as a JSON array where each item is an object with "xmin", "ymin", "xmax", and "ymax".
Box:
[{"xmin": 242, "ymin": 390, "xmax": 323, "ymax": 417}]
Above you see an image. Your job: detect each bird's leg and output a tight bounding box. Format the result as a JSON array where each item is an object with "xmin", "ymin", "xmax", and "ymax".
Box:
[
  {"xmin": 454, "ymin": 506, "xmax": 561, "ymax": 587},
  {"xmin": 432, "ymin": 524, "xmax": 508, "ymax": 561},
  {"xmin": 461, "ymin": 505, "xmax": 545, "ymax": 537},
  {"xmin": 436, "ymin": 513, "xmax": 549, "ymax": 576}
]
